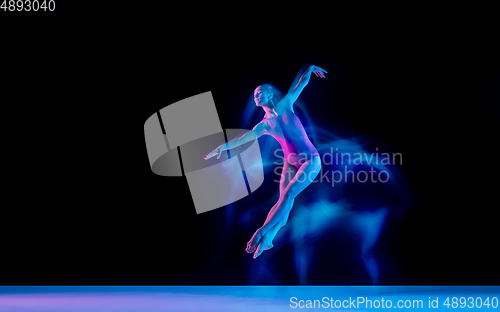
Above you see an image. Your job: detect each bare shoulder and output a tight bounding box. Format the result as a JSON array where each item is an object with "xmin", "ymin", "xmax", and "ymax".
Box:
[
  {"xmin": 275, "ymin": 93, "xmax": 294, "ymax": 112},
  {"xmin": 252, "ymin": 119, "xmax": 270, "ymax": 137}
]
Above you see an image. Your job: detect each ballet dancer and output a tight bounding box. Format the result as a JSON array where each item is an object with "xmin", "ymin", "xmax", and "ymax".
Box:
[{"xmin": 205, "ymin": 64, "xmax": 327, "ymax": 259}]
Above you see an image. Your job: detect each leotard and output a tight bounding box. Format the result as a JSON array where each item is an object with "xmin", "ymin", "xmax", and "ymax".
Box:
[{"xmin": 262, "ymin": 108, "xmax": 319, "ymax": 169}]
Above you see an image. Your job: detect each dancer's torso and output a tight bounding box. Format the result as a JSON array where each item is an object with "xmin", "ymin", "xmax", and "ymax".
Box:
[{"xmin": 262, "ymin": 108, "xmax": 319, "ymax": 169}]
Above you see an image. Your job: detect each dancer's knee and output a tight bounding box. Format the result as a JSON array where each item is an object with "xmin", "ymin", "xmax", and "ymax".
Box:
[
  {"xmin": 281, "ymin": 188, "xmax": 297, "ymax": 202},
  {"xmin": 281, "ymin": 212, "xmax": 290, "ymax": 227},
  {"xmin": 288, "ymin": 184, "xmax": 300, "ymax": 199},
  {"xmin": 284, "ymin": 175, "xmax": 309, "ymax": 199}
]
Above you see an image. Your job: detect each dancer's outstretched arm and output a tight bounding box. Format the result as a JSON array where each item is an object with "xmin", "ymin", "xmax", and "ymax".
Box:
[
  {"xmin": 204, "ymin": 121, "xmax": 268, "ymax": 160},
  {"xmin": 281, "ymin": 64, "xmax": 327, "ymax": 110}
]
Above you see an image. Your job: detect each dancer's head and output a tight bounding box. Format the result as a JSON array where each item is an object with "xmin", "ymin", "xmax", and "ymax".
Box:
[{"xmin": 254, "ymin": 84, "xmax": 275, "ymax": 108}]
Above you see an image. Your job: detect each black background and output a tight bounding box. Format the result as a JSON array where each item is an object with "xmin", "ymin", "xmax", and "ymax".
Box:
[{"xmin": 1, "ymin": 3, "xmax": 499, "ymax": 285}]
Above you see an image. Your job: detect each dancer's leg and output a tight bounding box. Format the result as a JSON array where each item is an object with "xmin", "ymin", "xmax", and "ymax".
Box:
[
  {"xmin": 251, "ymin": 163, "xmax": 297, "ymax": 253},
  {"xmin": 248, "ymin": 156, "xmax": 322, "ymax": 256},
  {"xmin": 262, "ymin": 156, "xmax": 321, "ymax": 233},
  {"xmin": 265, "ymin": 162, "xmax": 296, "ymax": 225}
]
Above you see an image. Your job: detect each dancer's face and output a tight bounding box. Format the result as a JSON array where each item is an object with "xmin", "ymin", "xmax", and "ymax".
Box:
[{"xmin": 254, "ymin": 86, "xmax": 272, "ymax": 107}]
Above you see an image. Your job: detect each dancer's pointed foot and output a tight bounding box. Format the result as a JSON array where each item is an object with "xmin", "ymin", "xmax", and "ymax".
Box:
[
  {"xmin": 246, "ymin": 228, "xmax": 263, "ymax": 254},
  {"xmin": 252, "ymin": 233, "xmax": 274, "ymax": 259},
  {"xmin": 253, "ymin": 242, "xmax": 273, "ymax": 259}
]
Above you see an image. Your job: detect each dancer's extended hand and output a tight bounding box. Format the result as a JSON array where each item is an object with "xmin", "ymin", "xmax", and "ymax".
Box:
[
  {"xmin": 311, "ymin": 65, "xmax": 327, "ymax": 78},
  {"xmin": 204, "ymin": 144, "xmax": 226, "ymax": 160}
]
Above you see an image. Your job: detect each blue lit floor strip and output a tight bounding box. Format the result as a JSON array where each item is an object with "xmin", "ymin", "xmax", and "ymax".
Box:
[{"xmin": 0, "ymin": 286, "xmax": 499, "ymax": 311}]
